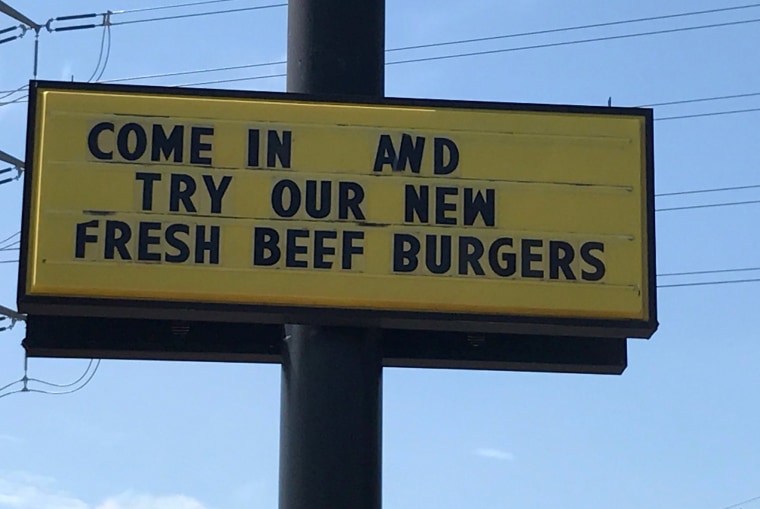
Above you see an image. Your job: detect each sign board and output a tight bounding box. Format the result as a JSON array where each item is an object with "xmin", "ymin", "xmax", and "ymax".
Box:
[
  {"xmin": 18, "ymin": 81, "xmax": 656, "ymax": 338},
  {"xmin": 23, "ymin": 315, "xmax": 628, "ymax": 375}
]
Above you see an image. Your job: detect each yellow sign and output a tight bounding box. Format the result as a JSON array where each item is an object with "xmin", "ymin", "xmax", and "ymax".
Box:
[{"xmin": 19, "ymin": 81, "xmax": 656, "ymax": 337}]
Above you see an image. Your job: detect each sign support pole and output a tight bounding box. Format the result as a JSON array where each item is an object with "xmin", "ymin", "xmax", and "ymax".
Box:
[{"xmin": 279, "ymin": 0, "xmax": 385, "ymax": 508}]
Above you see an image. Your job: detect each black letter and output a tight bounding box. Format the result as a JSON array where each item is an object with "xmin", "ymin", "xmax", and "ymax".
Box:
[
  {"xmin": 305, "ymin": 180, "xmax": 331, "ymax": 219},
  {"xmin": 436, "ymin": 186, "xmax": 458, "ymax": 225},
  {"xmin": 286, "ymin": 229, "xmax": 309, "ymax": 268},
  {"xmin": 135, "ymin": 172, "xmax": 162, "ymax": 211},
  {"xmin": 458, "ymin": 236, "xmax": 485, "ymax": 275},
  {"xmin": 488, "ymin": 237, "xmax": 516, "ymax": 277},
  {"xmin": 253, "ymin": 227, "xmax": 280, "ymax": 266},
  {"xmin": 165, "ymin": 223, "xmax": 190, "ymax": 263},
  {"xmin": 138, "ymin": 222, "xmax": 162, "ymax": 261},
  {"xmin": 425, "ymin": 234, "xmax": 452, "ymax": 274},
  {"xmin": 203, "ymin": 175, "xmax": 232, "ymax": 214},
  {"xmin": 521, "ymin": 239, "xmax": 544, "ymax": 278},
  {"xmin": 75, "ymin": 220, "xmax": 99, "ymax": 258},
  {"xmin": 338, "ymin": 181, "xmax": 365, "ymax": 220},
  {"xmin": 464, "ymin": 188, "xmax": 495, "ymax": 227},
  {"xmin": 170, "ymin": 174, "xmax": 197, "ymax": 213},
  {"xmin": 549, "ymin": 241, "xmax": 576, "ymax": 280},
  {"xmin": 88, "ymin": 122, "xmax": 113, "ymax": 160},
  {"xmin": 151, "ymin": 124, "xmax": 184, "ymax": 162},
  {"xmin": 195, "ymin": 225, "xmax": 220, "ymax": 264},
  {"xmin": 373, "ymin": 134, "xmax": 397, "ymax": 172},
  {"xmin": 434, "ymin": 137, "xmax": 459, "ymax": 175},
  {"xmin": 404, "ymin": 185, "xmax": 428, "ymax": 223},
  {"xmin": 247, "ymin": 129, "xmax": 260, "ymax": 167},
  {"xmin": 271, "ymin": 179, "xmax": 301, "ymax": 218},
  {"xmin": 314, "ymin": 230, "xmax": 337, "ymax": 269},
  {"xmin": 396, "ymin": 134, "xmax": 425, "ymax": 173},
  {"xmin": 393, "ymin": 233, "xmax": 419, "ymax": 272},
  {"xmin": 104, "ymin": 220, "xmax": 132, "ymax": 260},
  {"xmin": 267, "ymin": 130, "xmax": 292, "ymax": 168},
  {"xmin": 190, "ymin": 126, "xmax": 214, "ymax": 165},
  {"xmin": 581, "ymin": 242, "xmax": 606, "ymax": 281},
  {"xmin": 342, "ymin": 231, "xmax": 364, "ymax": 270},
  {"xmin": 117, "ymin": 123, "xmax": 147, "ymax": 161}
]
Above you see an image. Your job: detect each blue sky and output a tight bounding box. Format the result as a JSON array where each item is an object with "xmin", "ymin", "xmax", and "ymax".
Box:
[{"xmin": 2, "ymin": 0, "xmax": 760, "ymax": 508}]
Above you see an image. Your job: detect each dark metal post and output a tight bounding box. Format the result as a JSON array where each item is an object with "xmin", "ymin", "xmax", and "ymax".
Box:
[{"xmin": 280, "ymin": 1, "xmax": 385, "ymax": 509}]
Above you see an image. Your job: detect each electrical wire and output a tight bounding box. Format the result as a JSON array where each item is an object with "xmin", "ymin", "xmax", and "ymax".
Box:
[
  {"xmin": 0, "ymin": 359, "xmax": 101, "ymax": 401},
  {"xmin": 0, "ymin": 378, "xmax": 20, "ymax": 393},
  {"xmin": 0, "ymin": 83, "xmax": 27, "ymax": 101},
  {"xmin": 101, "ymin": 4, "xmax": 760, "ymax": 85},
  {"xmin": 659, "ymin": 277, "xmax": 760, "ymax": 288},
  {"xmin": 656, "ymin": 199, "xmax": 760, "ymax": 212},
  {"xmin": 657, "ymin": 107, "xmax": 760, "ymax": 121},
  {"xmin": 102, "ymin": 60, "xmax": 286, "ymax": 84},
  {"xmin": 386, "ymin": 17, "xmax": 760, "ymax": 67},
  {"xmin": 717, "ymin": 494, "xmax": 760, "ymax": 509},
  {"xmin": 109, "ymin": 2, "xmax": 286, "ymax": 26},
  {"xmin": 113, "ymin": 0, "xmax": 246, "ymax": 15},
  {"xmin": 656, "ymin": 183, "xmax": 760, "ymax": 197},
  {"xmin": 175, "ymin": 72, "xmax": 285, "ymax": 87},
  {"xmin": 26, "ymin": 359, "xmax": 95, "ymax": 387},
  {"xmin": 0, "ymin": 260, "xmax": 19, "ymax": 264},
  {"xmin": 95, "ymin": 25, "xmax": 112, "ymax": 82},
  {"xmin": 640, "ymin": 90, "xmax": 760, "ymax": 108},
  {"xmin": 387, "ymin": 2, "xmax": 760, "ymax": 53},
  {"xmin": 0, "ymin": 94, "xmax": 28, "ymax": 107},
  {"xmin": 0, "ymin": 231, "xmax": 20, "ymax": 246},
  {"xmin": 87, "ymin": 23, "xmax": 110, "ymax": 82},
  {"xmin": 658, "ymin": 266, "xmax": 760, "ymax": 277}
]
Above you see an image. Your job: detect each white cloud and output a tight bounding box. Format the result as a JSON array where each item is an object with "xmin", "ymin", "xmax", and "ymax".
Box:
[
  {"xmin": 0, "ymin": 474, "xmax": 210, "ymax": 509},
  {"xmin": 473, "ymin": 447, "xmax": 516, "ymax": 461},
  {"xmin": 0, "ymin": 475, "xmax": 87, "ymax": 509},
  {"xmin": 95, "ymin": 493, "xmax": 208, "ymax": 509}
]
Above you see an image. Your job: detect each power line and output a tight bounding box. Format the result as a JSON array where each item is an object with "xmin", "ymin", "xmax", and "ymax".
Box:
[
  {"xmin": 658, "ymin": 266, "xmax": 760, "ymax": 278},
  {"xmin": 102, "ymin": 6, "xmax": 760, "ymax": 85},
  {"xmin": 656, "ymin": 199, "xmax": 760, "ymax": 212},
  {"xmin": 102, "ymin": 60, "xmax": 286, "ymax": 84},
  {"xmin": 0, "ymin": 359, "xmax": 101, "ymax": 400},
  {"xmin": 657, "ymin": 107, "xmax": 760, "ymax": 121},
  {"xmin": 659, "ymin": 277, "xmax": 760, "ymax": 288},
  {"xmin": 176, "ymin": 72, "xmax": 286, "ymax": 87},
  {"xmin": 387, "ymin": 2, "xmax": 760, "ymax": 53},
  {"xmin": 87, "ymin": 23, "xmax": 112, "ymax": 82},
  {"xmin": 386, "ymin": 17, "xmax": 760, "ymax": 67},
  {"xmin": 0, "ymin": 83, "xmax": 27, "ymax": 101},
  {"xmin": 640, "ymin": 90, "xmax": 760, "ymax": 108},
  {"xmin": 657, "ymin": 183, "xmax": 760, "ymax": 197},
  {"xmin": 109, "ymin": 2, "xmax": 287, "ymax": 26},
  {"xmin": 113, "ymin": 0, "xmax": 247, "ymax": 15},
  {"xmin": 27, "ymin": 359, "xmax": 95, "ymax": 387},
  {"xmin": 0, "ymin": 231, "xmax": 19, "ymax": 246},
  {"xmin": 717, "ymin": 494, "xmax": 760, "ymax": 509}
]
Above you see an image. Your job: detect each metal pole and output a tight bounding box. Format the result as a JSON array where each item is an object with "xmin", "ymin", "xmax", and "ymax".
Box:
[
  {"xmin": 280, "ymin": 1, "xmax": 385, "ymax": 508},
  {"xmin": 0, "ymin": 1, "xmax": 41, "ymax": 31},
  {"xmin": 0, "ymin": 149, "xmax": 24, "ymax": 169}
]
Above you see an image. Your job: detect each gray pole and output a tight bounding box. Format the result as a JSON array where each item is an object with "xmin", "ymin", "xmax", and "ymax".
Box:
[
  {"xmin": 280, "ymin": 0, "xmax": 385, "ymax": 508},
  {"xmin": 0, "ymin": 1, "xmax": 41, "ymax": 31}
]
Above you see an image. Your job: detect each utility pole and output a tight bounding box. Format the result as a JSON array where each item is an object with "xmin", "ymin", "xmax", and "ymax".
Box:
[
  {"xmin": 0, "ymin": 1, "xmax": 41, "ymax": 31},
  {"xmin": 0, "ymin": 149, "xmax": 24, "ymax": 169},
  {"xmin": 0, "ymin": 303, "xmax": 24, "ymax": 322},
  {"xmin": 279, "ymin": 0, "xmax": 385, "ymax": 508}
]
